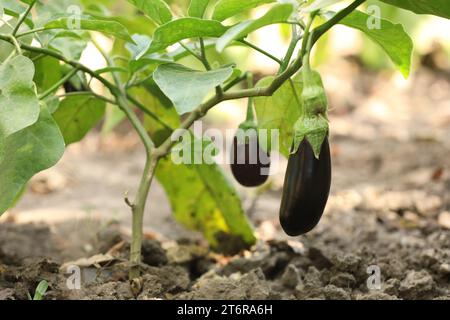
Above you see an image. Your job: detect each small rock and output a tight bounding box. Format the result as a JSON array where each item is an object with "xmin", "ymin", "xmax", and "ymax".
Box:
[
  {"xmin": 281, "ymin": 264, "xmax": 301, "ymax": 289},
  {"xmin": 399, "ymin": 270, "xmax": 435, "ymax": 299},
  {"xmin": 329, "ymin": 273, "xmax": 357, "ymax": 288},
  {"xmin": 438, "ymin": 263, "xmax": 450, "ymax": 275},
  {"xmin": 182, "ymin": 268, "xmax": 271, "ymax": 300},
  {"xmin": 355, "ymin": 292, "xmax": 399, "ymax": 300},
  {"xmin": 115, "ymin": 282, "xmax": 134, "ymax": 299},
  {"xmin": 438, "ymin": 211, "xmax": 450, "ymax": 229},
  {"xmin": 303, "ymin": 266, "xmax": 323, "ymax": 288},
  {"xmin": 0, "ymin": 288, "xmax": 15, "ymax": 300},
  {"xmin": 383, "ymin": 278, "xmax": 400, "ymax": 296},
  {"xmin": 332, "ymin": 253, "xmax": 361, "ymax": 273},
  {"xmin": 141, "ymin": 239, "xmax": 168, "ymax": 266},
  {"xmin": 321, "ymin": 285, "xmax": 351, "ymax": 300}
]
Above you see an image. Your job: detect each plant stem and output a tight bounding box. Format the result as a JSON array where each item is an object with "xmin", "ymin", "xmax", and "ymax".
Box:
[
  {"xmin": 199, "ymin": 37, "xmax": 212, "ymax": 71},
  {"xmin": 239, "ymin": 39, "xmax": 282, "ymax": 65},
  {"xmin": 129, "ymin": 154, "xmax": 158, "ymax": 279},
  {"xmin": 16, "ymin": 27, "xmax": 46, "ymax": 38},
  {"xmin": 12, "ymin": 0, "xmax": 36, "ymax": 36},
  {"xmin": 223, "ymin": 72, "xmax": 249, "ymax": 92},
  {"xmin": 279, "ymin": 25, "xmax": 301, "ymax": 74},
  {"xmin": 245, "ymin": 73, "xmax": 255, "ymax": 123},
  {"xmin": 56, "ymin": 91, "xmax": 116, "ymax": 105}
]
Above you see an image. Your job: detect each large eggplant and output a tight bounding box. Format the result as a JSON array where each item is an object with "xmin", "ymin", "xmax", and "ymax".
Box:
[
  {"xmin": 230, "ymin": 134, "xmax": 271, "ymax": 187},
  {"xmin": 279, "ymin": 137, "xmax": 331, "ymax": 236}
]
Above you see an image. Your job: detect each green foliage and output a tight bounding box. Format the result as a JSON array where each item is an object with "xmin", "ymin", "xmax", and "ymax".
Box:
[
  {"xmin": 0, "ymin": 55, "xmax": 40, "ymax": 138},
  {"xmin": 154, "ymin": 63, "xmax": 233, "ymax": 114},
  {"xmin": 339, "ymin": 10, "xmax": 413, "ymax": 78},
  {"xmin": 381, "ymin": 0, "xmax": 450, "ymax": 20},
  {"xmin": 0, "ymin": 107, "xmax": 65, "ymax": 215},
  {"xmin": 157, "ymin": 158, "xmax": 256, "ymax": 252},
  {"xmin": 216, "ymin": 3, "xmax": 294, "ymax": 52},
  {"xmin": 212, "ymin": 0, "xmax": 275, "ymax": 22},
  {"xmin": 53, "ymin": 95, "xmax": 106, "ymax": 145},
  {"xmin": 33, "ymin": 56, "xmax": 62, "ymax": 92},
  {"xmin": 128, "ymin": 0, "xmax": 173, "ymax": 25},
  {"xmin": 142, "ymin": 18, "xmax": 228, "ymax": 56},
  {"xmin": 254, "ymin": 75, "xmax": 302, "ymax": 158},
  {"xmin": 188, "ymin": 0, "xmax": 210, "ymax": 18},
  {"xmin": 44, "ymin": 15, "xmax": 134, "ymax": 42},
  {"xmin": 30, "ymin": 280, "xmax": 49, "ymax": 300}
]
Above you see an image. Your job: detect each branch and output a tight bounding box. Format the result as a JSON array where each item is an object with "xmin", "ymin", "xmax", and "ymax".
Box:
[
  {"xmin": 12, "ymin": 0, "xmax": 36, "ymax": 36},
  {"xmin": 39, "ymin": 67, "xmax": 79, "ymax": 100},
  {"xmin": 239, "ymin": 39, "xmax": 282, "ymax": 65}
]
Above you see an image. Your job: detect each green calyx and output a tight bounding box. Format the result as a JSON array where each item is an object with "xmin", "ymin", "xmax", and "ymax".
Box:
[
  {"xmin": 238, "ymin": 119, "xmax": 257, "ymax": 131},
  {"xmin": 292, "ymin": 115, "xmax": 329, "ymax": 159},
  {"xmin": 291, "ymin": 57, "xmax": 330, "ymax": 159}
]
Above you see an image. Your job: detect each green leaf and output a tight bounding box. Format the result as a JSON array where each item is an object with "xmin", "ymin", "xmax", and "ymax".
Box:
[
  {"xmin": 33, "ymin": 56, "xmax": 62, "ymax": 92},
  {"xmin": 339, "ymin": 10, "xmax": 413, "ymax": 78},
  {"xmin": 143, "ymin": 18, "xmax": 228, "ymax": 56},
  {"xmin": 216, "ymin": 3, "xmax": 294, "ymax": 52},
  {"xmin": 53, "ymin": 95, "xmax": 106, "ymax": 145},
  {"xmin": 0, "ymin": 55, "xmax": 40, "ymax": 138},
  {"xmin": 254, "ymin": 75, "xmax": 302, "ymax": 158},
  {"xmin": 156, "ymin": 159, "xmax": 256, "ymax": 253},
  {"xmin": 33, "ymin": 280, "xmax": 48, "ymax": 300},
  {"xmin": 0, "ymin": 107, "xmax": 65, "ymax": 215},
  {"xmin": 126, "ymin": 34, "xmax": 152, "ymax": 59},
  {"xmin": 44, "ymin": 15, "xmax": 134, "ymax": 42},
  {"xmin": 381, "ymin": 0, "xmax": 450, "ymax": 20},
  {"xmin": 48, "ymin": 33, "xmax": 88, "ymax": 61},
  {"xmin": 127, "ymin": 0, "xmax": 173, "ymax": 25},
  {"xmin": 212, "ymin": 0, "xmax": 275, "ymax": 21},
  {"xmin": 303, "ymin": 0, "xmax": 345, "ymax": 12},
  {"xmin": 154, "ymin": 63, "xmax": 233, "ymax": 115},
  {"xmin": 188, "ymin": 0, "xmax": 210, "ymax": 18}
]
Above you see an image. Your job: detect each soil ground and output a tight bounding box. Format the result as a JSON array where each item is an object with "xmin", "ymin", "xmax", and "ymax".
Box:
[{"xmin": 0, "ymin": 60, "xmax": 449, "ymax": 300}]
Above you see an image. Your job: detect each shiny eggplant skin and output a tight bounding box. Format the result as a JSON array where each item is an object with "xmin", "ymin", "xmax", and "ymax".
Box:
[
  {"xmin": 279, "ymin": 137, "xmax": 331, "ymax": 236},
  {"xmin": 230, "ymin": 135, "xmax": 270, "ymax": 187}
]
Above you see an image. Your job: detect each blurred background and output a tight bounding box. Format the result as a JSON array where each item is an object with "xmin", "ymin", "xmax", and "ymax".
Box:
[{"xmin": 1, "ymin": 0, "xmax": 449, "ymax": 260}]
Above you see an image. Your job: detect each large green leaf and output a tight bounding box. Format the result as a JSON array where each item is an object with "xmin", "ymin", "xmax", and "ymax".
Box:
[
  {"xmin": 380, "ymin": 0, "xmax": 450, "ymax": 20},
  {"xmin": 212, "ymin": 0, "xmax": 275, "ymax": 21},
  {"xmin": 156, "ymin": 159, "xmax": 256, "ymax": 253},
  {"xmin": 0, "ymin": 107, "xmax": 65, "ymax": 215},
  {"xmin": 216, "ymin": 3, "xmax": 294, "ymax": 52},
  {"xmin": 127, "ymin": 0, "xmax": 173, "ymax": 25},
  {"xmin": 339, "ymin": 10, "xmax": 413, "ymax": 78},
  {"xmin": 0, "ymin": 55, "xmax": 40, "ymax": 138},
  {"xmin": 142, "ymin": 18, "xmax": 228, "ymax": 56},
  {"xmin": 44, "ymin": 15, "xmax": 134, "ymax": 42},
  {"xmin": 53, "ymin": 95, "xmax": 106, "ymax": 145},
  {"xmin": 188, "ymin": 0, "xmax": 210, "ymax": 18},
  {"xmin": 154, "ymin": 63, "xmax": 233, "ymax": 115},
  {"xmin": 254, "ymin": 75, "xmax": 302, "ymax": 158}
]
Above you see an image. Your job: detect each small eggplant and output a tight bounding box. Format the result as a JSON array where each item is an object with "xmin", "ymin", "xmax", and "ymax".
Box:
[
  {"xmin": 230, "ymin": 134, "xmax": 271, "ymax": 187},
  {"xmin": 279, "ymin": 137, "xmax": 331, "ymax": 236}
]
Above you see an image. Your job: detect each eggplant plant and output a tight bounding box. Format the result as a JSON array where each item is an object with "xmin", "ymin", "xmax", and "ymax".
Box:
[{"xmin": 0, "ymin": 0, "xmax": 448, "ymax": 283}]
